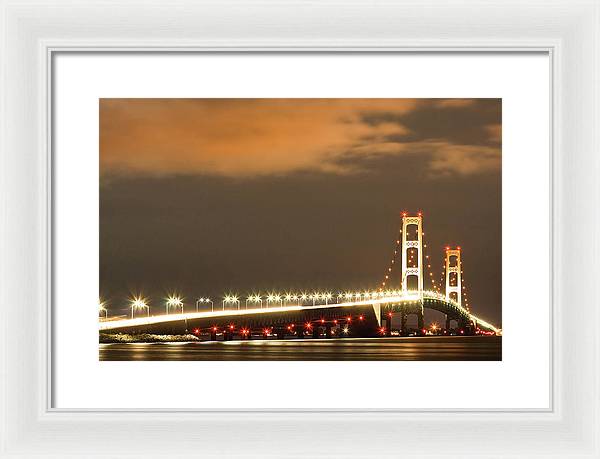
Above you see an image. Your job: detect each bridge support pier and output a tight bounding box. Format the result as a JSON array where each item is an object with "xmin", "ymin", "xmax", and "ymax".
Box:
[
  {"xmin": 312, "ymin": 327, "xmax": 319, "ymax": 339},
  {"xmin": 417, "ymin": 312, "xmax": 425, "ymax": 336},
  {"xmin": 400, "ymin": 313, "xmax": 408, "ymax": 336},
  {"xmin": 385, "ymin": 317, "xmax": 392, "ymax": 337}
]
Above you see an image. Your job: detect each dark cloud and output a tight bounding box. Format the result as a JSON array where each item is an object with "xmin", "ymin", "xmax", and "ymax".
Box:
[{"xmin": 362, "ymin": 98, "xmax": 501, "ymax": 147}]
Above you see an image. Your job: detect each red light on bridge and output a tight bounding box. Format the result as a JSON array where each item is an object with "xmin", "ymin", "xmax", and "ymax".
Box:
[
  {"xmin": 347, "ymin": 316, "xmax": 351, "ymax": 322},
  {"xmin": 287, "ymin": 326, "xmax": 292, "ymax": 331},
  {"xmin": 422, "ymin": 328, "xmax": 427, "ymax": 334},
  {"xmin": 388, "ymin": 312, "xmax": 392, "ymax": 317},
  {"xmin": 417, "ymin": 211, "xmax": 422, "ymax": 217},
  {"xmin": 212, "ymin": 326, "xmax": 218, "ymax": 332},
  {"xmin": 229, "ymin": 324, "xmax": 235, "ymax": 330},
  {"xmin": 457, "ymin": 246, "xmax": 461, "ymax": 250},
  {"xmin": 305, "ymin": 322, "xmax": 312, "ymax": 329},
  {"xmin": 359, "ymin": 315, "xmax": 364, "ymax": 321},
  {"xmin": 401, "ymin": 211, "xmax": 407, "ymax": 217},
  {"xmin": 445, "ymin": 246, "xmax": 450, "ymax": 251},
  {"xmin": 333, "ymin": 320, "xmax": 338, "ymax": 325},
  {"xmin": 379, "ymin": 327, "xmax": 386, "ymax": 335},
  {"xmin": 460, "ymin": 329, "xmax": 464, "ymax": 334},
  {"xmin": 193, "ymin": 329, "xmax": 199, "ymax": 334},
  {"xmin": 320, "ymin": 319, "xmax": 325, "ymax": 324}
]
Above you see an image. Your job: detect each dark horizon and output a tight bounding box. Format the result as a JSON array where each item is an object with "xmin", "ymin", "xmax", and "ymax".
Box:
[{"xmin": 100, "ymin": 98, "xmax": 501, "ymax": 327}]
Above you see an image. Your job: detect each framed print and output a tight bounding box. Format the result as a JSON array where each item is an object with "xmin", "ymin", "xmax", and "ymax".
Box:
[
  {"xmin": 97, "ymin": 96, "xmax": 503, "ymax": 362},
  {"xmin": 1, "ymin": 1, "xmax": 599, "ymax": 458}
]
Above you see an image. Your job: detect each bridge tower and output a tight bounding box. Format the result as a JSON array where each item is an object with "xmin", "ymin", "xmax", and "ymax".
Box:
[
  {"xmin": 445, "ymin": 247, "xmax": 462, "ymax": 307},
  {"xmin": 401, "ymin": 213, "xmax": 424, "ymax": 293}
]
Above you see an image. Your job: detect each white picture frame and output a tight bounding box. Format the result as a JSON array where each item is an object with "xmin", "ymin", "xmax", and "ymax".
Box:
[{"xmin": 0, "ymin": 0, "xmax": 598, "ymax": 457}]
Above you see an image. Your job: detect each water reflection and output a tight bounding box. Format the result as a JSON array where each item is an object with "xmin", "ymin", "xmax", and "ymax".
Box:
[{"xmin": 100, "ymin": 336, "xmax": 501, "ymax": 361}]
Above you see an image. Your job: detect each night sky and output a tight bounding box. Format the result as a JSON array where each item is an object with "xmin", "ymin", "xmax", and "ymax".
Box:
[{"xmin": 100, "ymin": 99, "xmax": 501, "ymax": 327}]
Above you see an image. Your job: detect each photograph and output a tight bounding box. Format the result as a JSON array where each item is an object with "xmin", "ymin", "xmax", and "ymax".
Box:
[{"xmin": 98, "ymin": 98, "xmax": 502, "ymax": 361}]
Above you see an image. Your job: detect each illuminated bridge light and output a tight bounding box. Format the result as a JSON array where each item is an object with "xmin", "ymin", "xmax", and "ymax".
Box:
[
  {"xmin": 98, "ymin": 299, "xmax": 108, "ymax": 319},
  {"xmin": 129, "ymin": 296, "xmax": 149, "ymax": 319}
]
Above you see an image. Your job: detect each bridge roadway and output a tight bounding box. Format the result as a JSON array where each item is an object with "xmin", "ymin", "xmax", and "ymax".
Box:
[{"xmin": 100, "ymin": 291, "xmax": 500, "ymax": 338}]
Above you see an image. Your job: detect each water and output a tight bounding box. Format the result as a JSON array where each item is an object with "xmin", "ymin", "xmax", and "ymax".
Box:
[{"xmin": 100, "ymin": 336, "xmax": 501, "ymax": 361}]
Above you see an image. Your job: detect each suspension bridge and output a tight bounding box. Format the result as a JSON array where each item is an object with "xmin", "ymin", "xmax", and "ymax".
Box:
[{"xmin": 99, "ymin": 213, "xmax": 501, "ymax": 339}]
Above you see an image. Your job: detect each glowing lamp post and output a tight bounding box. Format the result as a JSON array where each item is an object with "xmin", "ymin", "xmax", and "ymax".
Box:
[
  {"xmin": 223, "ymin": 295, "xmax": 240, "ymax": 310},
  {"xmin": 246, "ymin": 295, "xmax": 263, "ymax": 309},
  {"xmin": 98, "ymin": 300, "xmax": 108, "ymax": 320},
  {"xmin": 166, "ymin": 295, "xmax": 184, "ymax": 315},
  {"xmin": 195, "ymin": 297, "xmax": 213, "ymax": 312},
  {"xmin": 130, "ymin": 297, "xmax": 149, "ymax": 319}
]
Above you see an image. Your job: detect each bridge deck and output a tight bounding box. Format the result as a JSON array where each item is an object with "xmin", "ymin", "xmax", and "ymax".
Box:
[{"xmin": 100, "ymin": 292, "xmax": 500, "ymax": 334}]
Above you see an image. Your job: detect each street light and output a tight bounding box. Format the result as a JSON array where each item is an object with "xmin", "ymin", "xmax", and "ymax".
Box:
[
  {"xmin": 195, "ymin": 297, "xmax": 214, "ymax": 312},
  {"xmin": 166, "ymin": 295, "xmax": 184, "ymax": 315},
  {"xmin": 324, "ymin": 292, "xmax": 333, "ymax": 305},
  {"xmin": 284, "ymin": 293, "xmax": 293, "ymax": 306},
  {"xmin": 98, "ymin": 299, "xmax": 108, "ymax": 320},
  {"xmin": 246, "ymin": 295, "xmax": 263, "ymax": 309},
  {"xmin": 252, "ymin": 295, "xmax": 263, "ymax": 309},
  {"xmin": 130, "ymin": 296, "xmax": 149, "ymax": 319},
  {"xmin": 223, "ymin": 295, "xmax": 240, "ymax": 310}
]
